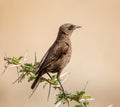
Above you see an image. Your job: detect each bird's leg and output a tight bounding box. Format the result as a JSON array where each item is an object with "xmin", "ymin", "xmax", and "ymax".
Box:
[
  {"xmin": 57, "ymin": 73, "xmax": 70, "ymax": 107},
  {"xmin": 47, "ymin": 72, "xmax": 52, "ymax": 79},
  {"xmin": 57, "ymin": 77, "xmax": 66, "ymax": 95},
  {"xmin": 57, "ymin": 72, "xmax": 66, "ymax": 96},
  {"xmin": 47, "ymin": 72, "xmax": 65, "ymax": 94}
]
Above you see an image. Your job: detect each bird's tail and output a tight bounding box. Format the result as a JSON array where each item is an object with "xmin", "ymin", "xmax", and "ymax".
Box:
[{"xmin": 31, "ymin": 70, "xmax": 43, "ymax": 89}]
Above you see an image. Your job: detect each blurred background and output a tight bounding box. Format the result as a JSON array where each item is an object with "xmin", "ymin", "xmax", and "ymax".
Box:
[{"xmin": 0, "ymin": 0, "xmax": 120, "ymax": 107}]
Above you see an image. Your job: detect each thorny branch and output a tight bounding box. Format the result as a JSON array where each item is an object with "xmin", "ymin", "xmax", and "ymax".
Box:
[{"xmin": 3, "ymin": 53, "xmax": 94, "ymax": 107}]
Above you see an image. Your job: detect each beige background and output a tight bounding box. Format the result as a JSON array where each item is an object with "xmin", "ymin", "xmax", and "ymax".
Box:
[{"xmin": 0, "ymin": 0, "xmax": 120, "ymax": 107}]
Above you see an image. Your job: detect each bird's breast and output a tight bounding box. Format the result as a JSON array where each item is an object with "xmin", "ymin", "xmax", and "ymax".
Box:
[
  {"xmin": 58, "ymin": 41, "xmax": 72, "ymax": 69},
  {"xmin": 65, "ymin": 42, "xmax": 72, "ymax": 63}
]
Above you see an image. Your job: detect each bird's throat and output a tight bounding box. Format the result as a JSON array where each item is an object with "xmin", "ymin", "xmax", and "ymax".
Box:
[{"xmin": 57, "ymin": 32, "xmax": 70, "ymax": 41}]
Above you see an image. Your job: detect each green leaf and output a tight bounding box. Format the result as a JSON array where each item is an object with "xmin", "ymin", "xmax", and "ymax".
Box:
[
  {"xmin": 83, "ymin": 102, "xmax": 89, "ymax": 107},
  {"xmin": 18, "ymin": 56, "xmax": 23, "ymax": 61},
  {"xmin": 21, "ymin": 63, "xmax": 34, "ymax": 72},
  {"xmin": 55, "ymin": 93, "xmax": 67, "ymax": 104},
  {"xmin": 82, "ymin": 94, "xmax": 91, "ymax": 99},
  {"xmin": 9, "ymin": 56, "xmax": 23, "ymax": 65},
  {"xmin": 73, "ymin": 104, "xmax": 84, "ymax": 107},
  {"xmin": 50, "ymin": 75, "xmax": 58, "ymax": 85},
  {"xmin": 28, "ymin": 75, "xmax": 36, "ymax": 82}
]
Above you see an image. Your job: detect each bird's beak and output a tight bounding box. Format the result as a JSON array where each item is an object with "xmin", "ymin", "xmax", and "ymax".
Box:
[{"xmin": 75, "ymin": 25, "xmax": 82, "ymax": 29}]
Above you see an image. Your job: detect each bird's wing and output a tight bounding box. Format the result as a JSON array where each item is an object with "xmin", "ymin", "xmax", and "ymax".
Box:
[
  {"xmin": 35, "ymin": 48, "xmax": 50, "ymax": 74},
  {"xmin": 53, "ymin": 42, "xmax": 69, "ymax": 62},
  {"xmin": 36, "ymin": 49, "xmax": 49, "ymax": 71},
  {"xmin": 36, "ymin": 41, "xmax": 69, "ymax": 74}
]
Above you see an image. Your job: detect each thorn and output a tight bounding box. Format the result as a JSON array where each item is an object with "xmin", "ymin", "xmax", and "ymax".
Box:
[
  {"xmin": 29, "ymin": 81, "xmax": 40, "ymax": 98},
  {"xmin": 47, "ymin": 84, "xmax": 51, "ymax": 101},
  {"xmin": 34, "ymin": 52, "xmax": 37, "ymax": 64},
  {"xmin": 83, "ymin": 81, "xmax": 88, "ymax": 91}
]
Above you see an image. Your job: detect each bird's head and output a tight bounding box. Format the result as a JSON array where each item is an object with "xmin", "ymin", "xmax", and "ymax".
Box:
[{"xmin": 59, "ymin": 23, "xmax": 81, "ymax": 36}]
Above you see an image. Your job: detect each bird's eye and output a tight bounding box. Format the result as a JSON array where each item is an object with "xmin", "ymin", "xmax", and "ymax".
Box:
[{"xmin": 68, "ymin": 25, "xmax": 74, "ymax": 30}]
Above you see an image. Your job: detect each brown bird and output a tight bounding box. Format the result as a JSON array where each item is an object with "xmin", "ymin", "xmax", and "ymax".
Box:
[{"xmin": 31, "ymin": 23, "xmax": 81, "ymax": 91}]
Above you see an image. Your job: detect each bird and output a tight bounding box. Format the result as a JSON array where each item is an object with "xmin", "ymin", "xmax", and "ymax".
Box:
[{"xmin": 31, "ymin": 23, "xmax": 81, "ymax": 91}]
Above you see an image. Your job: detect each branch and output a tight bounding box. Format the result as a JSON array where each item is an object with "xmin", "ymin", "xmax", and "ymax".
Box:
[{"xmin": 3, "ymin": 53, "xmax": 93, "ymax": 107}]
